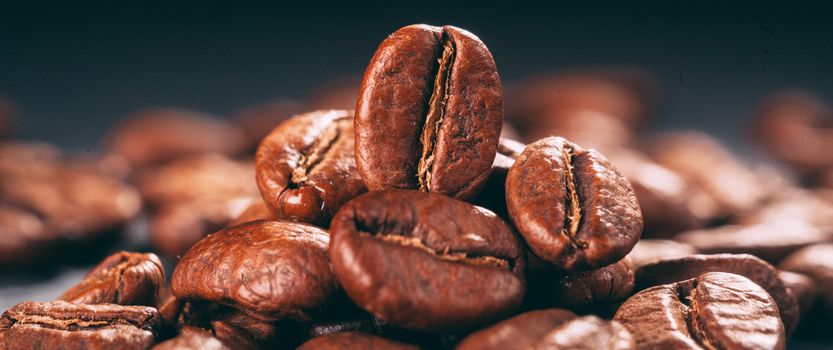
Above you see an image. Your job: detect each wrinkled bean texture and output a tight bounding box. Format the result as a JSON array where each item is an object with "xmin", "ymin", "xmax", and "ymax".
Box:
[
  {"xmin": 0, "ymin": 301, "xmax": 161, "ymax": 350},
  {"xmin": 329, "ymin": 189, "xmax": 525, "ymax": 331},
  {"xmin": 355, "ymin": 24, "xmax": 503, "ymax": 200},
  {"xmin": 456, "ymin": 308, "xmax": 577, "ymax": 350},
  {"xmin": 526, "ymin": 257, "xmax": 634, "ymax": 310},
  {"xmin": 172, "ymin": 220, "xmax": 338, "ymax": 321},
  {"xmin": 506, "ymin": 136, "xmax": 642, "ymax": 271},
  {"xmin": 59, "ymin": 251, "xmax": 165, "ymax": 307},
  {"xmin": 615, "ymin": 272, "xmax": 785, "ymax": 350},
  {"xmin": 256, "ymin": 110, "xmax": 367, "ymax": 226}
]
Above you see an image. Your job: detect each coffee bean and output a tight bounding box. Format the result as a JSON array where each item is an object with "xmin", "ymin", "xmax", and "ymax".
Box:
[
  {"xmin": 297, "ymin": 332, "xmax": 419, "ymax": 350},
  {"xmin": 614, "ymin": 272, "xmax": 785, "ymax": 350},
  {"xmin": 642, "ymin": 131, "xmax": 769, "ymax": 219},
  {"xmin": 752, "ymin": 91, "xmax": 833, "ymax": 175},
  {"xmin": 152, "ymin": 326, "xmax": 231, "ymax": 350},
  {"xmin": 674, "ymin": 221, "xmax": 830, "ymax": 263},
  {"xmin": 256, "ymin": 110, "xmax": 366, "ymax": 226},
  {"xmin": 107, "ymin": 108, "xmax": 248, "ymax": 167},
  {"xmin": 779, "ymin": 244, "xmax": 833, "ymax": 314},
  {"xmin": 635, "ymin": 253, "xmax": 800, "ymax": 335},
  {"xmin": 329, "ymin": 189, "xmax": 525, "ymax": 331},
  {"xmin": 779, "ymin": 271, "xmax": 819, "ymax": 319},
  {"xmin": 0, "ymin": 301, "xmax": 161, "ymax": 350},
  {"xmin": 355, "ymin": 24, "xmax": 503, "ymax": 200},
  {"xmin": 59, "ymin": 251, "xmax": 165, "ymax": 307},
  {"xmin": 529, "ymin": 315, "xmax": 636, "ymax": 350},
  {"xmin": 625, "ymin": 239, "xmax": 697, "ymax": 269},
  {"xmin": 227, "ymin": 199, "xmax": 276, "ymax": 227},
  {"xmin": 171, "ymin": 220, "xmax": 338, "ymax": 322},
  {"xmin": 525, "ymin": 257, "xmax": 634, "ymax": 311},
  {"xmin": 457, "ymin": 308, "xmax": 577, "ymax": 350},
  {"xmin": 506, "ymin": 136, "xmax": 642, "ymax": 271},
  {"xmin": 0, "ymin": 203, "xmax": 54, "ymax": 267}
]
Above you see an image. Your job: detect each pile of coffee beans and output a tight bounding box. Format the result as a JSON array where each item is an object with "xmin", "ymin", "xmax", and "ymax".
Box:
[{"xmin": 2, "ymin": 23, "xmax": 833, "ymax": 349}]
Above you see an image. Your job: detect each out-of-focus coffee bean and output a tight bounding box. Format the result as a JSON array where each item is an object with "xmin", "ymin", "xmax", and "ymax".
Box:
[
  {"xmin": 227, "ymin": 199, "xmax": 276, "ymax": 227},
  {"xmin": 752, "ymin": 91, "xmax": 833, "ymax": 175},
  {"xmin": 297, "ymin": 332, "xmax": 420, "ymax": 350},
  {"xmin": 59, "ymin": 251, "xmax": 165, "ymax": 307},
  {"xmin": 151, "ymin": 326, "xmax": 231, "ymax": 350},
  {"xmin": 456, "ymin": 308, "xmax": 576, "ymax": 350},
  {"xmin": 505, "ymin": 68, "xmax": 657, "ymax": 147},
  {"xmin": 0, "ymin": 203, "xmax": 53, "ymax": 267},
  {"xmin": 107, "ymin": 108, "xmax": 248, "ymax": 167},
  {"xmin": 674, "ymin": 220, "xmax": 830, "ymax": 263},
  {"xmin": 306, "ymin": 76, "xmax": 361, "ymax": 110},
  {"xmin": 642, "ymin": 131, "xmax": 769, "ymax": 220},
  {"xmin": 779, "ymin": 244, "xmax": 833, "ymax": 314},
  {"xmin": 779, "ymin": 271, "xmax": 819, "ymax": 319},
  {"xmin": 150, "ymin": 198, "xmax": 254, "ymax": 257},
  {"xmin": 137, "ymin": 153, "xmax": 257, "ymax": 206},
  {"xmin": 529, "ymin": 315, "xmax": 636, "ymax": 350},
  {"xmin": 625, "ymin": 239, "xmax": 697, "ymax": 269},
  {"xmin": 525, "ymin": 257, "xmax": 634, "ymax": 311},
  {"xmin": 230, "ymin": 99, "xmax": 307, "ymax": 149}
]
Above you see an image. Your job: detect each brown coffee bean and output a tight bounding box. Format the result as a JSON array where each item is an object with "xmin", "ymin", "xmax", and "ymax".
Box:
[
  {"xmin": 456, "ymin": 308, "xmax": 576, "ymax": 350},
  {"xmin": 231, "ymin": 99, "xmax": 306, "ymax": 149},
  {"xmin": 256, "ymin": 110, "xmax": 366, "ymax": 226},
  {"xmin": 172, "ymin": 220, "xmax": 338, "ymax": 322},
  {"xmin": 736, "ymin": 188, "xmax": 833, "ymax": 232},
  {"xmin": 529, "ymin": 315, "xmax": 636, "ymax": 350},
  {"xmin": 674, "ymin": 221, "xmax": 830, "ymax": 263},
  {"xmin": 635, "ymin": 254, "xmax": 799, "ymax": 336},
  {"xmin": 779, "ymin": 271, "xmax": 819, "ymax": 319},
  {"xmin": 752, "ymin": 91, "xmax": 833, "ymax": 174},
  {"xmin": 149, "ymin": 199, "xmax": 255, "ymax": 257},
  {"xmin": 0, "ymin": 203, "xmax": 53, "ymax": 267},
  {"xmin": 137, "ymin": 153, "xmax": 257, "ymax": 206},
  {"xmin": 355, "ymin": 24, "xmax": 503, "ymax": 200},
  {"xmin": 504, "ymin": 68, "xmax": 656, "ymax": 147},
  {"xmin": 329, "ymin": 190, "xmax": 525, "ymax": 331},
  {"xmin": 506, "ymin": 136, "xmax": 642, "ymax": 271},
  {"xmin": 59, "ymin": 251, "xmax": 165, "ymax": 307},
  {"xmin": 625, "ymin": 239, "xmax": 697, "ymax": 269},
  {"xmin": 298, "ymin": 332, "xmax": 419, "ymax": 350},
  {"xmin": 614, "ymin": 272, "xmax": 785, "ymax": 350},
  {"xmin": 152, "ymin": 326, "xmax": 231, "ymax": 350},
  {"xmin": 0, "ymin": 301, "xmax": 161, "ymax": 350},
  {"xmin": 107, "ymin": 108, "xmax": 248, "ymax": 167},
  {"xmin": 641, "ymin": 131, "xmax": 769, "ymax": 219},
  {"xmin": 525, "ymin": 257, "xmax": 634, "ymax": 311},
  {"xmin": 779, "ymin": 244, "xmax": 833, "ymax": 313}
]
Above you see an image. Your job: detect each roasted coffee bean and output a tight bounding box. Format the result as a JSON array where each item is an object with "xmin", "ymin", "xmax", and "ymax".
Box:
[
  {"xmin": 606, "ymin": 149, "xmax": 712, "ymax": 236},
  {"xmin": 355, "ymin": 24, "xmax": 503, "ymax": 200},
  {"xmin": 525, "ymin": 257, "xmax": 634, "ymax": 311},
  {"xmin": 674, "ymin": 221, "xmax": 830, "ymax": 263},
  {"xmin": 297, "ymin": 332, "xmax": 419, "ymax": 350},
  {"xmin": 625, "ymin": 239, "xmax": 697, "ymax": 269},
  {"xmin": 0, "ymin": 203, "xmax": 53, "ymax": 267},
  {"xmin": 642, "ymin": 131, "xmax": 768, "ymax": 219},
  {"xmin": 528, "ymin": 315, "xmax": 636, "ymax": 350},
  {"xmin": 59, "ymin": 251, "xmax": 165, "ymax": 307},
  {"xmin": 779, "ymin": 271, "xmax": 819, "ymax": 319},
  {"xmin": 137, "ymin": 153, "xmax": 257, "ymax": 206},
  {"xmin": 635, "ymin": 254, "xmax": 799, "ymax": 335},
  {"xmin": 752, "ymin": 91, "xmax": 833, "ymax": 174},
  {"xmin": 107, "ymin": 108, "xmax": 248, "ymax": 166},
  {"xmin": 231, "ymin": 99, "xmax": 306, "ymax": 149},
  {"xmin": 614, "ymin": 272, "xmax": 785, "ymax": 350},
  {"xmin": 0, "ymin": 301, "xmax": 161, "ymax": 350},
  {"xmin": 329, "ymin": 190, "xmax": 525, "ymax": 331},
  {"xmin": 779, "ymin": 244, "xmax": 833, "ymax": 313},
  {"xmin": 736, "ymin": 188, "xmax": 833, "ymax": 232},
  {"xmin": 504, "ymin": 68, "xmax": 656, "ymax": 147},
  {"xmin": 172, "ymin": 220, "xmax": 338, "ymax": 321},
  {"xmin": 506, "ymin": 136, "xmax": 642, "ymax": 271},
  {"xmin": 256, "ymin": 110, "xmax": 366, "ymax": 226},
  {"xmin": 457, "ymin": 308, "xmax": 576, "ymax": 350},
  {"xmin": 152, "ymin": 326, "xmax": 232, "ymax": 350}
]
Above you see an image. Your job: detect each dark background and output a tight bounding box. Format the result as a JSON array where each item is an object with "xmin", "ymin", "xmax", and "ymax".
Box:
[
  {"xmin": 2, "ymin": 1, "xmax": 832, "ymax": 156},
  {"xmin": 1, "ymin": 2, "xmax": 833, "ymax": 348}
]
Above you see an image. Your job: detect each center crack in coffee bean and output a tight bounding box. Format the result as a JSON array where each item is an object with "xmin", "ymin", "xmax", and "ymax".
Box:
[
  {"xmin": 290, "ymin": 120, "xmax": 344, "ymax": 186},
  {"xmin": 417, "ymin": 37, "xmax": 455, "ymax": 192},
  {"xmin": 362, "ymin": 232, "xmax": 511, "ymax": 269},
  {"xmin": 562, "ymin": 146, "xmax": 586, "ymax": 250}
]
